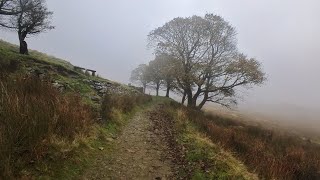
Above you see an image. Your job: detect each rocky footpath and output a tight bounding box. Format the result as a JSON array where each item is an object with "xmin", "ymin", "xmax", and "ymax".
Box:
[{"xmin": 81, "ymin": 105, "xmax": 174, "ymax": 180}]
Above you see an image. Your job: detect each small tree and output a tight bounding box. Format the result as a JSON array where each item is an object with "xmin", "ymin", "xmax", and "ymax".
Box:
[
  {"xmin": 146, "ymin": 59, "xmax": 163, "ymax": 96},
  {"xmin": 153, "ymin": 54, "xmax": 176, "ymax": 97},
  {"xmin": 130, "ymin": 64, "xmax": 149, "ymax": 93},
  {"xmin": 0, "ymin": 0, "xmax": 54, "ymax": 54}
]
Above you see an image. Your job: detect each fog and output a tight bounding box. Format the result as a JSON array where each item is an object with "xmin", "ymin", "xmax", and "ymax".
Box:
[{"xmin": 1, "ymin": 0, "xmax": 320, "ymax": 121}]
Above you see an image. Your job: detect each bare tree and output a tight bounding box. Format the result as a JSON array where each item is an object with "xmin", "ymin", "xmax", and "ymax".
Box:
[
  {"xmin": 130, "ymin": 64, "xmax": 149, "ymax": 94},
  {"xmin": 131, "ymin": 54, "xmax": 179, "ymax": 97},
  {"xmin": 148, "ymin": 14, "xmax": 266, "ymax": 109},
  {"xmin": 0, "ymin": 0, "xmax": 54, "ymax": 54},
  {"xmin": 153, "ymin": 54, "xmax": 176, "ymax": 97},
  {"xmin": 146, "ymin": 61, "xmax": 161, "ymax": 96},
  {"xmin": 149, "ymin": 15, "xmax": 208, "ymax": 107},
  {"xmin": 196, "ymin": 53, "xmax": 265, "ymax": 109}
]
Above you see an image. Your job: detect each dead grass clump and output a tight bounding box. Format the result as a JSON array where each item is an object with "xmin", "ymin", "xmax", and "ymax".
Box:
[
  {"xmin": 101, "ymin": 93, "xmax": 152, "ymax": 121},
  {"xmin": 0, "ymin": 58, "xmax": 20, "ymax": 77},
  {"xmin": 178, "ymin": 106, "xmax": 320, "ymax": 179},
  {"xmin": 0, "ymin": 75, "xmax": 94, "ymax": 178}
]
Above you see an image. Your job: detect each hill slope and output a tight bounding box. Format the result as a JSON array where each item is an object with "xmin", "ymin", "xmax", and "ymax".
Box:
[
  {"xmin": 0, "ymin": 40, "xmax": 260, "ymax": 179},
  {"xmin": 0, "ymin": 39, "xmax": 140, "ymax": 107},
  {"xmin": 0, "ymin": 40, "xmax": 149, "ymax": 179}
]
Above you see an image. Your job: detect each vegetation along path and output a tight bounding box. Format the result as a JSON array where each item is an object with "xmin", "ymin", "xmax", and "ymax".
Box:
[{"xmin": 81, "ymin": 105, "xmax": 174, "ymax": 179}]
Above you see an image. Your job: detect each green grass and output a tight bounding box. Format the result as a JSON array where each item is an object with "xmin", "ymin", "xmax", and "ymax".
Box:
[
  {"xmin": 45, "ymin": 92, "xmax": 154, "ymax": 179},
  {"xmin": 0, "ymin": 39, "xmax": 137, "ymax": 107},
  {"xmin": 181, "ymin": 123, "xmax": 256, "ymax": 180},
  {"xmin": 158, "ymin": 100, "xmax": 258, "ymax": 180},
  {"xmin": 0, "ymin": 39, "xmax": 149, "ymax": 179},
  {"xmin": 0, "ymin": 40, "xmax": 73, "ymax": 69},
  {"xmin": 21, "ymin": 126, "xmax": 110, "ymax": 179},
  {"xmin": 39, "ymin": 102, "xmax": 154, "ymax": 179}
]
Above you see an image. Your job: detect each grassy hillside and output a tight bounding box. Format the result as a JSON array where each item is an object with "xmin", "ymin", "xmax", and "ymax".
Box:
[
  {"xmin": 0, "ymin": 40, "xmax": 73, "ymax": 69},
  {"xmin": 2, "ymin": 40, "xmax": 318, "ymax": 179},
  {"xmin": 0, "ymin": 40, "xmax": 140, "ymax": 106},
  {"xmin": 0, "ymin": 40, "xmax": 257, "ymax": 179},
  {"xmin": 0, "ymin": 40, "xmax": 150, "ymax": 179},
  {"xmin": 192, "ymin": 107, "xmax": 320, "ymax": 179},
  {"xmin": 149, "ymin": 98, "xmax": 258, "ymax": 179},
  {"xmin": 152, "ymin": 99, "xmax": 320, "ymax": 179}
]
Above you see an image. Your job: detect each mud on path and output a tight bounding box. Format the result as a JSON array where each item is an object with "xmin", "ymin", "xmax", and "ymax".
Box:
[{"xmin": 81, "ymin": 106, "xmax": 175, "ymax": 180}]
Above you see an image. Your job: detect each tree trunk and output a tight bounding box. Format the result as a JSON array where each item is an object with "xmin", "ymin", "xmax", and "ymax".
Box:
[
  {"xmin": 187, "ymin": 95, "xmax": 193, "ymax": 107},
  {"xmin": 165, "ymin": 83, "xmax": 170, "ymax": 97},
  {"xmin": 19, "ymin": 40, "xmax": 28, "ymax": 54},
  {"xmin": 143, "ymin": 84, "xmax": 146, "ymax": 94},
  {"xmin": 18, "ymin": 33, "xmax": 28, "ymax": 55},
  {"xmin": 190, "ymin": 88, "xmax": 201, "ymax": 108},
  {"xmin": 165, "ymin": 87, "xmax": 170, "ymax": 97},
  {"xmin": 156, "ymin": 83, "xmax": 160, "ymax": 96},
  {"xmin": 191, "ymin": 97, "xmax": 197, "ymax": 108},
  {"xmin": 186, "ymin": 89, "xmax": 194, "ymax": 108},
  {"xmin": 197, "ymin": 92, "xmax": 208, "ymax": 110},
  {"xmin": 181, "ymin": 91, "xmax": 186, "ymax": 104}
]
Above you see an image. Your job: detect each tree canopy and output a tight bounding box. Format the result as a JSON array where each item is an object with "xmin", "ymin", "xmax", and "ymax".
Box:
[
  {"xmin": 130, "ymin": 64, "xmax": 149, "ymax": 93},
  {"xmin": 144, "ymin": 13, "xmax": 266, "ymax": 109},
  {"xmin": 0, "ymin": 0, "xmax": 54, "ymax": 54},
  {"xmin": 0, "ymin": 0, "xmax": 19, "ymax": 15}
]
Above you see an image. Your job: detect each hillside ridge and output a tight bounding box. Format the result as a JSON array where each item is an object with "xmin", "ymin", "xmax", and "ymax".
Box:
[{"xmin": 0, "ymin": 40, "xmax": 141, "ymax": 106}]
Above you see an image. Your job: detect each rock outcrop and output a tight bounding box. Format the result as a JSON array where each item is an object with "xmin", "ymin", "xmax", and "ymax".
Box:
[{"xmin": 83, "ymin": 79, "xmax": 140, "ymax": 97}]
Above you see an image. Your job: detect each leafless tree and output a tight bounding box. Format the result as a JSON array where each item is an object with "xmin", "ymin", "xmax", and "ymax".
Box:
[
  {"xmin": 0, "ymin": 0, "xmax": 54, "ymax": 54},
  {"xmin": 148, "ymin": 14, "xmax": 266, "ymax": 109},
  {"xmin": 146, "ymin": 59, "xmax": 163, "ymax": 96},
  {"xmin": 130, "ymin": 64, "xmax": 149, "ymax": 94},
  {"xmin": 152, "ymin": 54, "xmax": 177, "ymax": 97}
]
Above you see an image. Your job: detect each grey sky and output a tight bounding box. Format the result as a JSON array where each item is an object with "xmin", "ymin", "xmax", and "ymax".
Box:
[{"xmin": 1, "ymin": 0, "xmax": 320, "ymax": 111}]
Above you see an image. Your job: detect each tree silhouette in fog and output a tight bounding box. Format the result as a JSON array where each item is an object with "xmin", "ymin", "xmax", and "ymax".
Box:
[{"xmin": 144, "ymin": 14, "xmax": 266, "ymax": 109}]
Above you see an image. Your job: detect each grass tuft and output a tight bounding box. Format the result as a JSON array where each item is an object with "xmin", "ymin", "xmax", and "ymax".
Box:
[
  {"xmin": 0, "ymin": 75, "xmax": 95, "ymax": 178},
  {"xmin": 155, "ymin": 101, "xmax": 257, "ymax": 179},
  {"xmin": 101, "ymin": 93, "xmax": 152, "ymax": 121},
  {"xmin": 184, "ymin": 105, "xmax": 320, "ymax": 179}
]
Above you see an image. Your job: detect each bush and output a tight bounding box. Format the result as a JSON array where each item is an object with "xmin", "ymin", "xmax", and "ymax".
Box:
[{"xmin": 0, "ymin": 75, "xmax": 94, "ymax": 178}]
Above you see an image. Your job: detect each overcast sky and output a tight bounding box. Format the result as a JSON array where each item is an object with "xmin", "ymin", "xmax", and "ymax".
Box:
[{"xmin": 1, "ymin": 0, "xmax": 320, "ymax": 111}]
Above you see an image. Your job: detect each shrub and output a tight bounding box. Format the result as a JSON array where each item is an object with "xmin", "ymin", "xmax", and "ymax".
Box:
[{"xmin": 0, "ymin": 75, "xmax": 94, "ymax": 178}]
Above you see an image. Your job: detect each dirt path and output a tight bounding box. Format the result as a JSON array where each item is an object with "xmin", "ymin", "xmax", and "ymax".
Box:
[{"xmin": 81, "ymin": 106, "xmax": 174, "ymax": 180}]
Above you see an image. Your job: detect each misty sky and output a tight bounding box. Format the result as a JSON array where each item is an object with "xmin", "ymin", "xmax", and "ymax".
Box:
[{"xmin": 1, "ymin": 0, "xmax": 320, "ymax": 111}]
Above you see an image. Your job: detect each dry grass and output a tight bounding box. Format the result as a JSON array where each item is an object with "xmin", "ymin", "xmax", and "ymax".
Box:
[
  {"xmin": 182, "ymin": 107, "xmax": 320, "ymax": 179},
  {"xmin": 101, "ymin": 93, "xmax": 152, "ymax": 121},
  {"xmin": 156, "ymin": 102, "xmax": 257, "ymax": 179},
  {"xmin": 0, "ymin": 58, "xmax": 20, "ymax": 77},
  {"xmin": 0, "ymin": 75, "xmax": 95, "ymax": 178}
]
